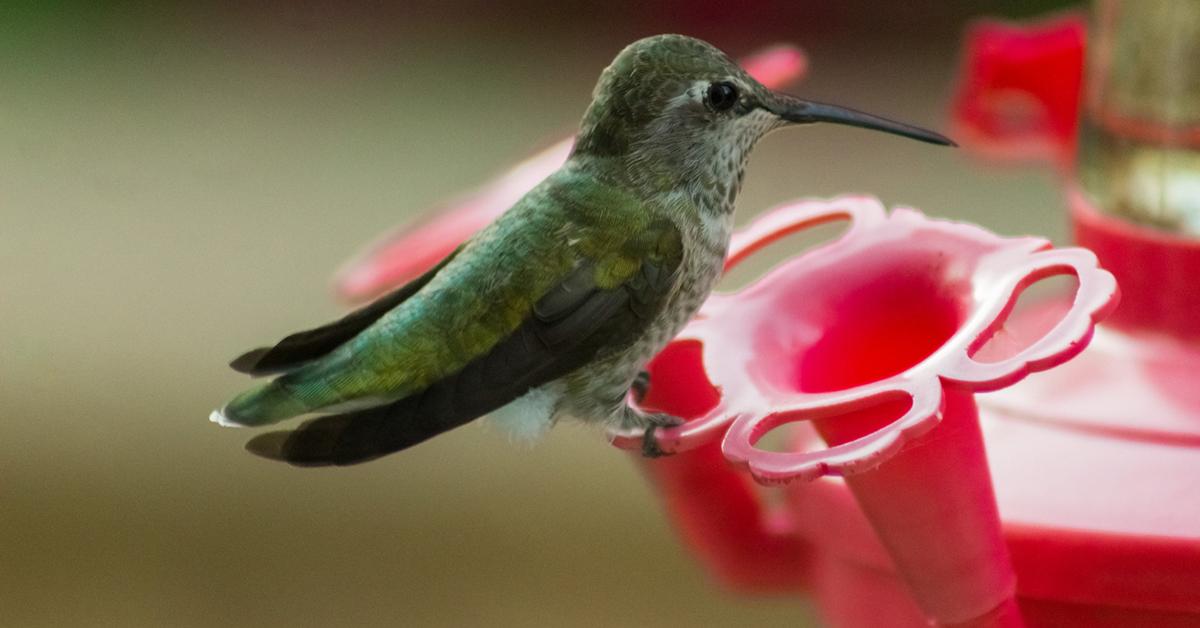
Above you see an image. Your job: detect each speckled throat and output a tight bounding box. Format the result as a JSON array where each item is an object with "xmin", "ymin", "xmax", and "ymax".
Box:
[{"xmin": 560, "ymin": 114, "xmax": 781, "ymax": 428}]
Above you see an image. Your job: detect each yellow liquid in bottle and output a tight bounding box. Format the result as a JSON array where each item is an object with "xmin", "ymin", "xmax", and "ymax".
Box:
[
  {"xmin": 1080, "ymin": 121, "xmax": 1200, "ymax": 234},
  {"xmin": 1078, "ymin": 0, "xmax": 1200, "ymax": 235}
]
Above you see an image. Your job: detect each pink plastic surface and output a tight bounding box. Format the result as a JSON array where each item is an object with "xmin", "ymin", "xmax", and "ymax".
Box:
[
  {"xmin": 625, "ymin": 189, "xmax": 1200, "ymax": 622},
  {"xmin": 333, "ymin": 44, "xmax": 808, "ymax": 302},
  {"xmin": 1070, "ymin": 185, "xmax": 1200, "ymax": 340},
  {"xmin": 612, "ymin": 197, "xmax": 1116, "ymax": 468},
  {"xmin": 616, "ymin": 197, "xmax": 1116, "ymax": 626}
]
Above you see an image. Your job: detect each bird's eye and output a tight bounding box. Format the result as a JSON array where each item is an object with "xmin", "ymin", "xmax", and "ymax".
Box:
[{"xmin": 705, "ymin": 82, "xmax": 739, "ymax": 112}]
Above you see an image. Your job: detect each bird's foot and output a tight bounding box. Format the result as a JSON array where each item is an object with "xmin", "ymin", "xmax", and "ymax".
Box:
[
  {"xmin": 638, "ymin": 412, "xmax": 684, "ymax": 459},
  {"xmin": 615, "ymin": 402, "xmax": 683, "ymax": 458}
]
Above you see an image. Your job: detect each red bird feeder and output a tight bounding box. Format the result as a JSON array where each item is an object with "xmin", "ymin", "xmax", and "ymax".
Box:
[{"xmin": 612, "ymin": 197, "xmax": 1117, "ymax": 627}]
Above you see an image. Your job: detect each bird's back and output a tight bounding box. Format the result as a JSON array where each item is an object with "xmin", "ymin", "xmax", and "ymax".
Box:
[{"xmin": 281, "ymin": 164, "xmax": 661, "ymax": 409}]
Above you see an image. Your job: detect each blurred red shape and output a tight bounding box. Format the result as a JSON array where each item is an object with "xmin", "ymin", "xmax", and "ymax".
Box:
[{"xmin": 950, "ymin": 13, "xmax": 1086, "ymax": 167}]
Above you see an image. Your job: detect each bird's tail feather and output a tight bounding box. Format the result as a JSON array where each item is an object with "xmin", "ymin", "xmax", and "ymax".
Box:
[
  {"xmin": 244, "ymin": 384, "xmax": 482, "ymax": 466},
  {"xmin": 211, "ymin": 382, "xmax": 310, "ymax": 428}
]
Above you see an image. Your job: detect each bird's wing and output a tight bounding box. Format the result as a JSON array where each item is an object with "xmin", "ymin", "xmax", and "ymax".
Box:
[
  {"xmin": 245, "ymin": 216, "xmax": 684, "ymax": 466},
  {"xmin": 229, "ymin": 245, "xmax": 464, "ymax": 376}
]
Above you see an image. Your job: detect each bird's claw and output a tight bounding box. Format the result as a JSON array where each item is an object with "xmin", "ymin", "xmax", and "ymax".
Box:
[
  {"xmin": 642, "ymin": 426, "xmax": 667, "ymax": 458},
  {"xmin": 639, "ymin": 412, "xmax": 684, "ymax": 458}
]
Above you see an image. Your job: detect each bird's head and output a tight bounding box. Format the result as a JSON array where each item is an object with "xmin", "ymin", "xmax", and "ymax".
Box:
[{"xmin": 573, "ymin": 35, "xmax": 953, "ymax": 195}]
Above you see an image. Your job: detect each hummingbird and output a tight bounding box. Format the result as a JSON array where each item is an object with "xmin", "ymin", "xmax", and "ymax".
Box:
[{"xmin": 211, "ymin": 34, "xmax": 953, "ymax": 465}]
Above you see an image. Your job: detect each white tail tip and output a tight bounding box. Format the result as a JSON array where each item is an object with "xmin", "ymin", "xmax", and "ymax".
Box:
[{"xmin": 209, "ymin": 409, "xmax": 243, "ymax": 428}]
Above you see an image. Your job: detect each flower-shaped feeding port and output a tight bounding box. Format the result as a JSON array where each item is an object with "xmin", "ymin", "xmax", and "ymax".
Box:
[
  {"xmin": 614, "ymin": 196, "xmax": 1117, "ymax": 626},
  {"xmin": 614, "ymin": 196, "xmax": 1116, "ymax": 476},
  {"xmin": 333, "ymin": 43, "xmax": 808, "ymax": 302}
]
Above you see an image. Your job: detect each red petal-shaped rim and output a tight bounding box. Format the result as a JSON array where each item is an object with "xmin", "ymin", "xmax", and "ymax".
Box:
[{"xmin": 612, "ymin": 197, "xmax": 1117, "ymax": 487}]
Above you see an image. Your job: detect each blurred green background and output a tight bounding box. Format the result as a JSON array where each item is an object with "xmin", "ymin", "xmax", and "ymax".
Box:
[{"xmin": 1, "ymin": 2, "xmax": 1075, "ymax": 626}]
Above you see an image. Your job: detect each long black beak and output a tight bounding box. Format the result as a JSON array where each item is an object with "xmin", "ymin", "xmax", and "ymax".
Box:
[{"xmin": 769, "ymin": 93, "xmax": 955, "ymax": 146}]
